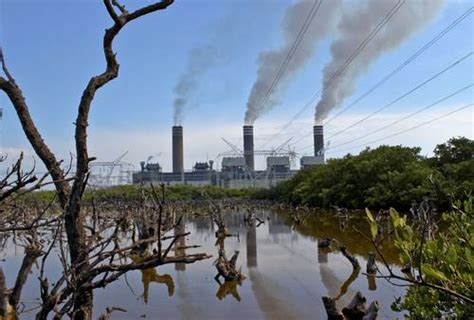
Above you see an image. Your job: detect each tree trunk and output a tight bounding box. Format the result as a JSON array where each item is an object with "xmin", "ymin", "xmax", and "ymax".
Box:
[
  {"xmin": 341, "ymin": 291, "xmax": 368, "ymax": 319},
  {"xmin": 322, "ymin": 296, "xmax": 344, "ymax": 320},
  {"xmin": 366, "ymin": 252, "xmax": 377, "ymax": 274},
  {"xmin": 0, "ymin": 267, "xmax": 7, "ymax": 318},
  {"xmin": 65, "ymin": 198, "xmax": 93, "ymax": 320}
]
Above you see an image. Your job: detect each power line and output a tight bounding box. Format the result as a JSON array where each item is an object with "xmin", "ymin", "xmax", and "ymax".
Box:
[
  {"xmin": 292, "ymin": 49, "xmax": 474, "ymax": 148},
  {"xmin": 325, "ymin": 83, "xmax": 473, "ymax": 151},
  {"xmin": 325, "ymin": 103, "xmax": 473, "ymax": 153},
  {"xmin": 319, "ymin": 0, "xmax": 405, "ymax": 95},
  {"xmin": 327, "ymin": 50, "xmax": 474, "ymax": 139},
  {"xmin": 294, "ymin": 81, "xmax": 474, "ymax": 150},
  {"xmin": 258, "ymin": 0, "xmax": 405, "ymax": 149},
  {"xmin": 323, "ymin": 6, "xmax": 474, "ymax": 126},
  {"xmin": 252, "ymin": 0, "xmax": 323, "ymax": 116}
]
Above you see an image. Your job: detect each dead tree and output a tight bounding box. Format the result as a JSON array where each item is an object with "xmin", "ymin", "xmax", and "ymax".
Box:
[
  {"xmin": 0, "ymin": 153, "xmax": 49, "ymax": 203},
  {"xmin": 213, "ymin": 214, "xmax": 244, "ymax": 283},
  {"xmin": 0, "ymin": 1, "xmax": 216, "ymax": 318},
  {"xmin": 33, "ymin": 186, "xmax": 210, "ymax": 319}
]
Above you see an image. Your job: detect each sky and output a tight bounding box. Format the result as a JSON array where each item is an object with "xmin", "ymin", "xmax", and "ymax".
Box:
[{"xmin": 0, "ymin": 0, "xmax": 473, "ymax": 174}]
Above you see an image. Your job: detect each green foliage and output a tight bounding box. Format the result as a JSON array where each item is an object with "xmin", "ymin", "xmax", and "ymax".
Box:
[
  {"xmin": 365, "ymin": 208, "xmax": 378, "ymax": 239},
  {"xmin": 388, "ymin": 199, "xmax": 474, "ymax": 318},
  {"xmin": 260, "ymin": 137, "xmax": 473, "ymax": 209},
  {"xmin": 265, "ymin": 145, "xmax": 438, "ymax": 209},
  {"xmin": 23, "ymin": 184, "xmax": 260, "ymax": 204},
  {"xmin": 86, "ymin": 184, "xmax": 259, "ymax": 202},
  {"xmin": 428, "ymin": 137, "xmax": 474, "ymax": 206},
  {"xmin": 433, "ymin": 136, "xmax": 474, "ymax": 165}
]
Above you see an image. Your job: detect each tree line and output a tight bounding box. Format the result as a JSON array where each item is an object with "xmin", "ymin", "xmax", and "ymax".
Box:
[{"xmin": 255, "ymin": 137, "xmax": 473, "ymax": 210}]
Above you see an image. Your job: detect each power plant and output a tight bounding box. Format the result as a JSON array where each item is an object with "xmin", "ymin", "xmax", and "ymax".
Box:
[{"xmin": 132, "ymin": 125, "xmax": 325, "ymax": 188}]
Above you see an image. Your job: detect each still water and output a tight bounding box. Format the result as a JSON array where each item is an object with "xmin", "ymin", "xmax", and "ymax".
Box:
[{"xmin": 1, "ymin": 209, "xmax": 405, "ymax": 319}]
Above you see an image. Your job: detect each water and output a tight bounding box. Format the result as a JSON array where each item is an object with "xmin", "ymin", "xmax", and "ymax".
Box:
[{"xmin": 1, "ymin": 209, "xmax": 405, "ymax": 319}]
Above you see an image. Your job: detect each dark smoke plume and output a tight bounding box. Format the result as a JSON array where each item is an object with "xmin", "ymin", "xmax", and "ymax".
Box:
[
  {"xmin": 314, "ymin": 0, "xmax": 444, "ymax": 123},
  {"xmin": 244, "ymin": 0, "xmax": 342, "ymax": 125}
]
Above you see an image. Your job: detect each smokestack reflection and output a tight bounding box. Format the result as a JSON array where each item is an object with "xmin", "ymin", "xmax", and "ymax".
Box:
[
  {"xmin": 174, "ymin": 222, "xmax": 186, "ymax": 271},
  {"xmin": 317, "ymin": 238, "xmax": 330, "ymax": 264},
  {"xmin": 246, "ymin": 219, "xmax": 257, "ymax": 268}
]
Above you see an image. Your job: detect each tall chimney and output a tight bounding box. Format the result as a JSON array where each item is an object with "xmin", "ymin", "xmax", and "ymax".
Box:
[
  {"xmin": 313, "ymin": 125, "xmax": 324, "ymax": 157},
  {"xmin": 243, "ymin": 125, "xmax": 254, "ymax": 171},
  {"xmin": 172, "ymin": 126, "xmax": 184, "ymax": 174}
]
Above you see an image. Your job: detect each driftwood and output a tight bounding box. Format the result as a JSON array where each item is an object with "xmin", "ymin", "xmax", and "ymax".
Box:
[
  {"xmin": 215, "ymin": 250, "xmax": 243, "ymax": 282},
  {"xmin": 318, "ymin": 237, "xmax": 333, "ymax": 248},
  {"xmin": 323, "ymin": 291, "xmax": 379, "ymax": 320},
  {"xmin": 363, "ymin": 301, "xmax": 380, "ymax": 320},
  {"xmin": 244, "ymin": 211, "xmax": 264, "ymax": 226},
  {"xmin": 401, "ymin": 261, "xmax": 412, "ymax": 274},
  {"xmin": 317, "ymin": 238, "xmax": 360, "ymax": 270},
  {"xmin": 213, "ymin": 215, "xmax": 245, "ymax": 284},
  {"xmin": 97, "ymin": 307, "xmax": 126, "ymax": 320},
  {"xmin": 320, "ymin": 238, "xmax": 378, "ymax": 319},
  {"xmin": 322, "ymin": 296, "xmax": 344, "ymax": 320},
  {"xmin": 366, "ymin": 252, "xmax": 377, "ymax": 274},
  {"xmin": 342, "ymin": 291, "xmax": 368, "ymax": 319},
  {"xmin": 339, "ymin": 246, "xmax": 360, "ymax": 270}
]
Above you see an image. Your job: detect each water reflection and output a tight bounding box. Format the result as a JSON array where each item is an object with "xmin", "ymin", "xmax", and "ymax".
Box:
[
  {"xmin": 216, "ymin": 279, "xmax": 242, "ymax": 301},
  {"xmin": 130, "ymin": 253, "xmax": 174, "ymax": 303},
  {"xmin": 318, "ymin": 241, "xmax": 356, "ymax": 308},
  {"xmin": 174, "ymin": 221, "xmax": 186, "ymax": 271},
  {"xmin": 2, "ymin": 208, "xmax": 404, "ymax": 319},
  {"xmin": 246, "ymin": 219, "xmax": 257, "ymax": 268},
  {"xmin": 367, "ymin": 274, "xmax": 377, "ymax": 291}
]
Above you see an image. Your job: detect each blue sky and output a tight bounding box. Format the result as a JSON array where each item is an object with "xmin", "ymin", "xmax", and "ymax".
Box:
[{"xmin": 0, "ymin": 0, "xmax": 473, "ymax": 172}]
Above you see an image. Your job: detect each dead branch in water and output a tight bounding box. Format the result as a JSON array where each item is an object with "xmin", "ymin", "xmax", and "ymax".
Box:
[{"xmin": 323, "ymin": 291, "xmax": 379, "ymax": 320}]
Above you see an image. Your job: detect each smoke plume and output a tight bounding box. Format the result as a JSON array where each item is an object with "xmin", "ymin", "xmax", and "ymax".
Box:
[
  {"xmin": 173, "ymin": 45, "xmax": 217, "ymax": 125},
  {"xmin": 314, "ymin": 0, "xmax": 445, "ymax": 123},
  {"xmin": 244, "ymin": 0, "xmax": 342, "ymax": 125}
]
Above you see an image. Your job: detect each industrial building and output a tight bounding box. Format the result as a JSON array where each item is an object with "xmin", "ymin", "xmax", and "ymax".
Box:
[
  {"xmin": 132, "ymin": 124, "xmax": 325, "ymax": 188},
  {"xmin": 300, "ymin": 125, "xmax": 324, "ymax": 168}
]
